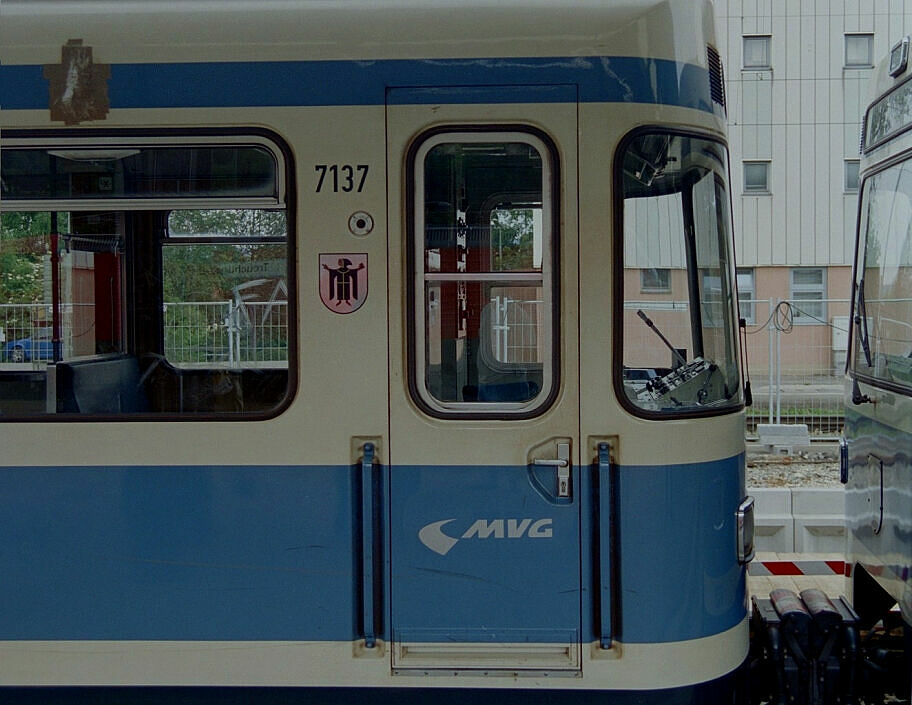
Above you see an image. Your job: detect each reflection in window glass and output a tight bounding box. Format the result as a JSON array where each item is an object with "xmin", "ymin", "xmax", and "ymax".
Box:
[
  {"xmin": 866, "ymin": 78, "xmax": 912, "ymax": 148},
  {"xmin": 853, "ymin": 160, "xmax": 912, "ymax": 388},
  {"xmin": 415, "ymin": 135, "xmax": 552, "ymax": 413},
  {"xmin": 619, "ymin": 133, "xmax": 741, "ymax": 415}
]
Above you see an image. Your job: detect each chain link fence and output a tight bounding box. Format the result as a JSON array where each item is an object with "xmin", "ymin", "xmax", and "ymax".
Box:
[
  {"xmin": 5, "ymin": 297, "xmax": 849, "ymax": 437},
  {"xmin": 742, "ymin": 298, "xmax": 851, "ymax": 439},
  {"xmin": 2, "ymin": 301, "xmax": 288, "ymax": 368}
]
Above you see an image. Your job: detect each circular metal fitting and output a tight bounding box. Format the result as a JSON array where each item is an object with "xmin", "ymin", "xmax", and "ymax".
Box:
[{"xmin": 348, "ymin": 211, "xmax": 374, "ymax": 236}]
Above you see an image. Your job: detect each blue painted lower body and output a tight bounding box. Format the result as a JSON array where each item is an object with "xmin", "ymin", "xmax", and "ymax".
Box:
[{"xmin": 0, "ymin": 455, "xmax": 747, "ymax": 671}]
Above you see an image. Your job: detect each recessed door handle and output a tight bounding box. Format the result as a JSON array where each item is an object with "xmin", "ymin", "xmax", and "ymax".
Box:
[
  {"xmin": 533, "ymin": 458, "xmax": 569, "ymax": 467},
  {"xmin": 533, "ymin": 442, "xmax": 570, "ymax": 497}
]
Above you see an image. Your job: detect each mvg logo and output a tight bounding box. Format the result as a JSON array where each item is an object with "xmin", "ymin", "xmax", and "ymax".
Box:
[{"xmin": 418, "ymin": 518, "xmax": 554, "ymax": 556}]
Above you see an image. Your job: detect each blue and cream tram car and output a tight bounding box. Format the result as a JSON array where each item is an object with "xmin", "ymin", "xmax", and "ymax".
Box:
[
  {"xmin": 844, "ymin": 34, "xmax": 912, "ymax": 693},
  {"xmin": 0, "ymin": 1, "xmax": 752, "ymax": 701}
]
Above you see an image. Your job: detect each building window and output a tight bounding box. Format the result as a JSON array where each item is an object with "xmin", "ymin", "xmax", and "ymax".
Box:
[
  {"xmin": 845, "ymin": 34, "xmax": 874, "ymax": 68},
  {"xmin": 736, "ymin": 268, "xmax": 755, "ymax": 324},
  {"xmin": 790, "ymin": 268, "xmax": 826, "ymax": 323},
  {"xmin": 640, "ymin": 268, "xmax": 671, "ymax": 293},
  {"xmin": 845, "ymin": 159, "xmax": 860, "ymax": 191},
  {"xmin": 744, "ymin": 36, "xmax": 771, "ymax": 69},
  {"xmin": 744, "ymin": 161, "xmax": 770, "ymax": 193}
]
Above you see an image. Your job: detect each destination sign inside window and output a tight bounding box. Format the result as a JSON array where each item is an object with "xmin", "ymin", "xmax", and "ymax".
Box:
[{"xmin": 865, "ymin": 77, "xmax": 912, "ymax": 149}]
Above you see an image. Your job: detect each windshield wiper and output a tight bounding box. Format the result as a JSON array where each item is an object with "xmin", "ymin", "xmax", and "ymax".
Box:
[
  {"xmin": 855, "ymin": 280, "xmax": 873, "ymax": 368},
  {"xmin": 852, "ymin": 280, "xmax": 875, "ymax": 405},
  {"xmin": 636, "ymin": 310, "xmax": 688, "ymax": 368}
]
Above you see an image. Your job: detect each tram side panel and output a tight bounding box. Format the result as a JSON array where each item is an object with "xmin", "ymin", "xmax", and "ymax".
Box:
[{"xmin": 0, "ymin": 104, "xmax": 393, "ymax": 683}]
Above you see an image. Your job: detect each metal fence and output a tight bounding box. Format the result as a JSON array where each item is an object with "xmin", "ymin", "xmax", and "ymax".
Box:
[
  {"xmin": 489, "ymin": 295, "xmax": 543, "ymax": 364},
  {"xmin": 3, "ymin": 297, "xmax": 850, "ymax": 436},
  {"xmin": 742, "ymin": 298, "xmax": 851, "ymax": 438},
  {"xmin": 1, "ymin": 301, "xmax": 288, "ymax": 367},
  {"xmin": 164, "ymin": 300, "xmax": 289, "ymax": 366}
]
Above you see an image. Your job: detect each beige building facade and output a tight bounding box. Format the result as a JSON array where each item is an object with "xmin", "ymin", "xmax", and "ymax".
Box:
[{"xmin": 717, "ymin": 0, "xmax": 912, "ymax": 375}]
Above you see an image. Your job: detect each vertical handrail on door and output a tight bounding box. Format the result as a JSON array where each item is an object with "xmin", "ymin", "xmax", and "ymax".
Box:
[
  {"xmin": 596, "ymin": 442, "xmax": 614, "ymax": 650},
  {"xmin": 361, "ymin": 441, "xmax": 380, "ymax": 648}
]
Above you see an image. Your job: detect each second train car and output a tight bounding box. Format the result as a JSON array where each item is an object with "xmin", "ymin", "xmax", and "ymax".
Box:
[{"xmin": 0, "ymin": 1, "xmax": 752, "ymax": 702}]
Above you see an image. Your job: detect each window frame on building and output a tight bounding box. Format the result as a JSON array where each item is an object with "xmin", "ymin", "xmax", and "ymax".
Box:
[
  {"xmin": 743, "ymin": 160, "xmax": 771, "ymax": 194},
  {"xmin": 736, "ymin": 267, "xmax": 756, "ymax": 325},
  {"xmin": 790, "ymin": 267, "xmax": 827, "ymax": 324},
  {"xmin": 845, "ymin": 159, "xmax": 861, "ymax": 192},
  {"xmin": 845, "ymin": 33, "xmax": 874, "ymax": 69},
  {"xmin": 743, "ymin": 35, "xmax": 772, "ymax": 70},
  {"xmin": 640, "ymin": 267, "xmax": 671, "ymax": 293}
]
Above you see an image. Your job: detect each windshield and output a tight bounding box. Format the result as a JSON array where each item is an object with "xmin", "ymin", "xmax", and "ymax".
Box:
[
  {"xmin": 617, "ymin": 132, "xmax": 741, "ymax": 415},
  {"xmin": 852, "ymin": 158, "xmax": 912, "ymax": 390}
]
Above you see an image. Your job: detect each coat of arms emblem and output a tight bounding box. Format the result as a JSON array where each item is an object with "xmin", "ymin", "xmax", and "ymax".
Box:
[{"xmin": 319, "ymin": 254, "xmax": 368, "ymax": 313}]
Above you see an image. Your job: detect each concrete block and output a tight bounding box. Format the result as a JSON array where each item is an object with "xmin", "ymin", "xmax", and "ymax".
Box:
[
  {"xmin": 792, "ymin": 488, "xmax": 846, "ymax": 554},
  {"xmin": 756, "ymin": 423, "xmax": 812, "ymax": 454},
  {"xmin": 751, "ymin": 488, "xmax": 795, "ymax": 553}
]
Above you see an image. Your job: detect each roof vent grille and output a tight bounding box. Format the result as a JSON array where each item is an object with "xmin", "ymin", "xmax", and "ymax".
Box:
[{"xmin": 707, "ymin": 45, "xmax": 727, "ymax": 112}]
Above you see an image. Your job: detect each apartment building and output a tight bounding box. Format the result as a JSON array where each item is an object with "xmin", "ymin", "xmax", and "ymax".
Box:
[{"xmin": 716, "ymin": 0, "xmax": 912, "ymax": 375}]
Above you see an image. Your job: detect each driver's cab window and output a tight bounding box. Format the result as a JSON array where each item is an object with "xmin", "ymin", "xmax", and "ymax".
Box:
[{"xmin": 618, "ymin": 132, "xmax": 741, "ymax": 415}]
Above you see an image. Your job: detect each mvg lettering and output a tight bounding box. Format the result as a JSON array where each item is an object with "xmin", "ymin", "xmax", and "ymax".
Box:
[{"xmin": 418, "ymin": 518, "xmax": 553, "ymax": 556}]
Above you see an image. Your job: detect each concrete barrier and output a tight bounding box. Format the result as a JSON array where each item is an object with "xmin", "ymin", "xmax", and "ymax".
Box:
[{"xmin": 750, "ymin": 487, "xmax": 845, "ymax": 553}]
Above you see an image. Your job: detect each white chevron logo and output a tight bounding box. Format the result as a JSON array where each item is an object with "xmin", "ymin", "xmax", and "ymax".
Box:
[{"xmin": 418, "ymin": 518, "xmax": 554, "ymax": 556}]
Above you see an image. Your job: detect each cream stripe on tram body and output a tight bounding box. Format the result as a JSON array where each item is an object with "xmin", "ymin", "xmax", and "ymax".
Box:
[{"xmin": 0, "ymin": 1, "xmax": 753, "ymax": 702}]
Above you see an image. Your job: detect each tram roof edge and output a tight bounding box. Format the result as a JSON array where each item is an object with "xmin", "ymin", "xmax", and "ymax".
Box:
[{"xmin": 0, "ymin": 0, "xmax": 719, "ymax": 68}]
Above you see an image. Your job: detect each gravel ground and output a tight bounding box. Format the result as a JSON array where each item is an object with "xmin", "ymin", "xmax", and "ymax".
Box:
[{"xmin": 746, "ymin": 444, "xmax": 842, "ymax": 487}]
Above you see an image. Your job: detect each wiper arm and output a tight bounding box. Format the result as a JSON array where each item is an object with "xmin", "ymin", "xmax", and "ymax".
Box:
[
  {"xmin": 636, "ymin": 309, "xmax": 688, "ymax": 368},
  {"xmin": 855, "ymin": 281, "xmax": 873, "ymax": 367}
]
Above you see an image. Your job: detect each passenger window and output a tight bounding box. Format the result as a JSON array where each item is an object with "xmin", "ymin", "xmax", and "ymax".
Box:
[
  {"xmin": 412, "ymin": 132, "xmax": 556, "ymax": 415},
  {"xmin": 0, "ymin": 138, "xmax": 293, "ymax": 418},
  {"xmin": 618, "ymin": 132, "xmax": 742, "ymax": 416}
]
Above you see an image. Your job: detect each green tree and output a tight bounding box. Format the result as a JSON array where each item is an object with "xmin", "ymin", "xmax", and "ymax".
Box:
[
  {"xmin": 0, "ymin": 212, "xmax": 52, "ymax": 304},
  {"xmin": 491, "ymin": 207, "xmax": 536, "ymax": 271}
]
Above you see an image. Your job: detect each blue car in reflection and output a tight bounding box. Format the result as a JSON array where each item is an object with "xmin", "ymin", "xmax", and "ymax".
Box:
[{"xmin": 2, "ymin": 328, "xmax": 53, "ymax": 363}]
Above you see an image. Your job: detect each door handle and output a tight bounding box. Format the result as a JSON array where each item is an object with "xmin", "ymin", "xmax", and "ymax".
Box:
[{"xmin": 533, "ymin": 442, "xmax": 571, "ymax": 497}]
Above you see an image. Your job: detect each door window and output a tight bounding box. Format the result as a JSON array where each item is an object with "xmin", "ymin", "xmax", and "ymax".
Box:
[{"xmin": 411, "ymin": 131, "xmax": 557, "ymax": 416}]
